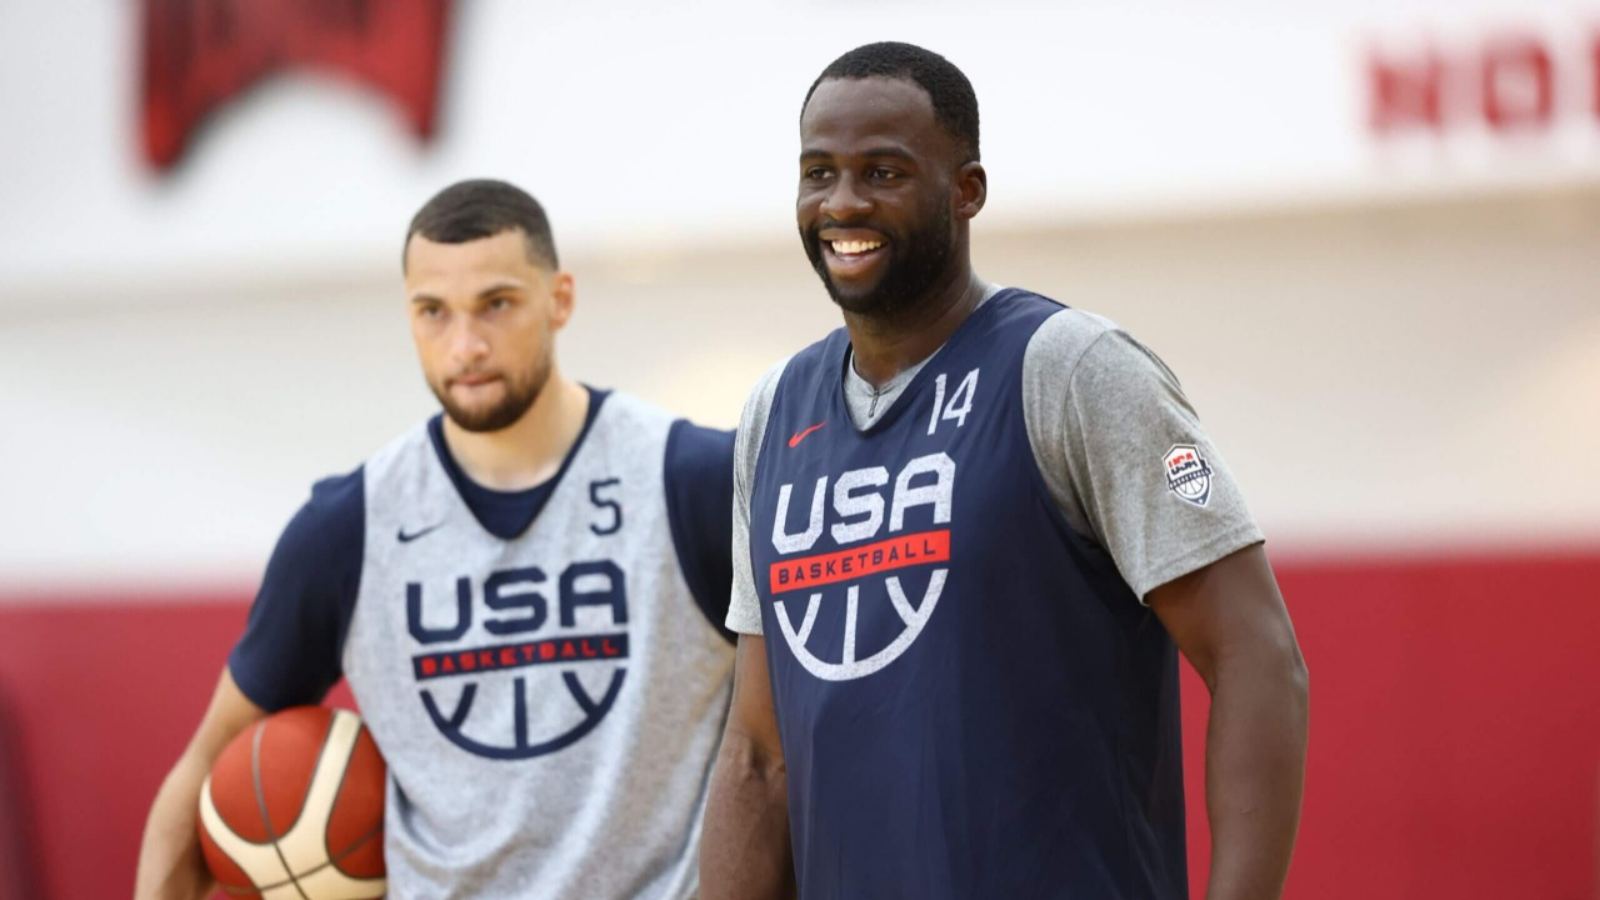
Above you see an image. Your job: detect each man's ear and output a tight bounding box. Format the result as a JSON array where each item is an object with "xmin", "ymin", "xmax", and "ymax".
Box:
[
  {"xmin": 550, "ymin": 271, "xmax": 576, "ymax": 330},
  {"xmin": 955, "ymin": 161, "xmax": 987, "ymax": 220}
]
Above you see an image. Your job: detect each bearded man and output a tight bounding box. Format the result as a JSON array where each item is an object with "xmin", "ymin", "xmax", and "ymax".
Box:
[{"xmin": 137, "ymin": 179, "xmax": 737, "ymax": 900}]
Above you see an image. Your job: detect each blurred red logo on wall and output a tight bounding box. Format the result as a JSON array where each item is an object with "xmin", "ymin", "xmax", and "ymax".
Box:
[
  {"xmin": 1368, "ymin": 31, "xmax": 1600, "ymax": 135},
  {"xmin": 140, "ymin": 0, "xmax": 452, "ymax": 171}
]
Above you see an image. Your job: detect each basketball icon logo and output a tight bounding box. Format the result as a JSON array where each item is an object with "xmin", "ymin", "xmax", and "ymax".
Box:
[
  {"xmin": 767, "ymin": 453, "xmax": 954, "ymax": 682},
  {"xmin": 406, "ymin": 561, "xmax": 630, "ymax": 760},
  {"xmin": 1163, "ymin": 444, "xmax": 1214, "ymax": 507}
]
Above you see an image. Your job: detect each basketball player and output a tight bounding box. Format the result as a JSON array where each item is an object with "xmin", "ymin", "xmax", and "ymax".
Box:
[
  {"xmin": 136, "ymin": 180, "xmax": 737, "ymax": 899},
  {"xmin": 700, "ymin": 44, "xmax": 1309, "ymax": 899}
]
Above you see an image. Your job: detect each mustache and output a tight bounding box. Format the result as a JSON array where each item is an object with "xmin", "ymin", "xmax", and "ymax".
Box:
[
  {"xmin": 808, "ymin": 220, "xmax": 888, "ymax": 236},
  {"xmin": 445, "ymin": 369, "xmax": 503, "ymax": 385}
]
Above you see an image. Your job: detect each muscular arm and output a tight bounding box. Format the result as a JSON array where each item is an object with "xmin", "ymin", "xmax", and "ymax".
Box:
[
  {"xmin": 700, "ymin": 636, "xmax": 795, "ymax": 900},
  {"xmin": 1148, "ymin": 544, "xmax": 1309, "ymax": 900},
  {"xmin": 134, "ymin": 668, "xmax": 265, "ymax": 900}
]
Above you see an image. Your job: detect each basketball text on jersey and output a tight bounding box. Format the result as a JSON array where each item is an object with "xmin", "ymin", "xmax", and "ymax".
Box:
[
  {"xmin": 767, "ymin": 452, "xmax": 954, "ymax": 681},
  {"xmin": 337, "ymin": 392, "xmax": 733, "ymax": 896},
  {"xmin": 405, "ymin": 558, "xmax": 630, "ymax": 760}
]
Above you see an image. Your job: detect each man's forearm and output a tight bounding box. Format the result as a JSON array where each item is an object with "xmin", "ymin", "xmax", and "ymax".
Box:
[
  {"xmin": 136, "ymin": 669, "xmax": 264, "ymax": 900},
  {"xmin": 135, "ymin": 751, "xmax": 217, "ymax": 900},
  {"xmin": 700, "ymin": 731, "xmax": 795, "ymax": 900},
  {"xmin": 1202, "ymin": 649, "xmax": 1309, "ymax": 900}
]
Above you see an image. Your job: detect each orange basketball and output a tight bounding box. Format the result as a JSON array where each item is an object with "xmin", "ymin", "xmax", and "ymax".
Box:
[{"xmin": 197, "ymin": 706, "xmax": 387, "ymax": 899}]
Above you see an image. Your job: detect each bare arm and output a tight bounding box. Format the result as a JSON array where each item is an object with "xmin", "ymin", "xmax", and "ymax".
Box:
[
  {"xmin": 700, "ymin": 635, "xmax": 795, "ymax": 900},
  {"xmin": 1148, "ymin": 544, "xmax": 1309, "ymax": 900},
  {"xmin": 134, "ymin": 667, "xmax": 266, "ymax": 900}
]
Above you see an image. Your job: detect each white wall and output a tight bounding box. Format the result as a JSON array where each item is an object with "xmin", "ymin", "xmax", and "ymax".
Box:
[
  {"xmin": 4, "ymin": 1, "xmax": 1600, "ymax": 296},
  {"xmin": 984, "ymin": 192, "xmax": 1600, "ymax": 553},
  {"xmin": 2, "ymin": 3, "xmax": 1598, "ymax": 592},
  {"xmin": 3, "ymin": 190, "xmax": 1597, "ymax": 590}
]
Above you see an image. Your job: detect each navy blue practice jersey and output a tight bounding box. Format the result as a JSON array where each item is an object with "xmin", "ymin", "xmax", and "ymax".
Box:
[{"xmin": 748, "ymin": 290, "xmax": 1189, "ymax": 899}]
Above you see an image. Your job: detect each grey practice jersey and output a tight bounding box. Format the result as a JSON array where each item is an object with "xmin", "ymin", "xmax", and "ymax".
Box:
[{"xmin": 341, "ymin": 393, "xmax": 734, "ymax": 898}]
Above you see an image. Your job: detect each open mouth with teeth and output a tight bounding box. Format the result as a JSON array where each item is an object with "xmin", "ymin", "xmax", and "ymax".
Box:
[
  {"xmin": 831, "ymin": 239, "xmax": 883, "ymax": 255},
  {"xmin": 822, "ymin": 236, "xmax": 889, "ymax": 279}
]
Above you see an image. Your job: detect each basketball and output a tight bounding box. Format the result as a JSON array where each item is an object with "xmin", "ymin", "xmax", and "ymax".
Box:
[{"xmin": 196, "ymin": 706, "xmax": 386, "ymax": 899}]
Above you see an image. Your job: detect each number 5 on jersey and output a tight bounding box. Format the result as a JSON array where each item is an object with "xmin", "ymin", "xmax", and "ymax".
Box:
[
  {"xmin": 928, "ymin": 369, "xmax": 979, "ymax": 436},
  {"xmin": 590, "ymin": 478, "xmax": 623, "ymax": 535}
]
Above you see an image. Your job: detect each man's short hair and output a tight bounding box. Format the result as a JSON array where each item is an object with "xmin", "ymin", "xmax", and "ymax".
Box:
[
  {"xmin": 803, "ymin": 42, "xmax": 980, "ymax": 161},
  {"xmin": 404, "ymin": 179, "xmax": 559, "ymax": 270}
]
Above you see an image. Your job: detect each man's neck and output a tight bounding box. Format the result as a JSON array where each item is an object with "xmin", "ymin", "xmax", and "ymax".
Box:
[
  {"xmin": 440, "ymin": 373, "xmax": 589, "ymax": 492},
  {"xmin": 843, "ymin": 268, "xmax": 989, "ymax": 388}
]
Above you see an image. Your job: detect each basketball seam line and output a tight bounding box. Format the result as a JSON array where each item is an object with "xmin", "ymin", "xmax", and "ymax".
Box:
[
  {"xmin": 322, "ymin": 721, "xmax": 383, "ymax": 879},
  {"xmin": 222, "ymin": 825, "xmax": 386, "ymax": 894},
  {"xmin": 250, "ymin": 717, "xmax": 314, "ymax": 900},
  {"xmin": 272, "ymin": 711, "xmax": 342, "ymax": 852},
  {"xmin": 223, "ymin": 713, "xmax": 381, "ymax": 895},
  {"xmin": 222, "ymin": 826, "xmax": 387, "ymax": 890}
]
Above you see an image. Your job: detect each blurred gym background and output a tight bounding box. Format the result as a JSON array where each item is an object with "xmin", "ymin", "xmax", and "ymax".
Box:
[{"xmin": 1, "ymin": 1, "xmax": 1597, "ymax": 897}]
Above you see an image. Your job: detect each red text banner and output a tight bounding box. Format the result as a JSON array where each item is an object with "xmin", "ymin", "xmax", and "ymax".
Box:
[{"xmin": 769, "ymin": 530, "xmax": 951, "ymax": 595}]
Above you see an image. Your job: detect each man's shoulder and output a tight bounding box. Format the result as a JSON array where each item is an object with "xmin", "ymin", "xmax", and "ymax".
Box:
[
  {"xmin": 747, "ymin": 355, "xmax": 794, "ymax": 408},
  {"xmin": 1018, "ymin": 300, "xmax": 1124, "ymax": 371},
  {"xmin": 592, "ymin": 387, "xmax": 667, "ymax": 424},
  {"xmin": 276, "ymin": 464, "xmax": 365, "ymax": 568},
  {"xmin": 363, "ymin": 419, "xmax": 435, "ymax": 480},
  {"xmin": 735, "ymin": 355, "xmax": 796, "ymax": 463},
  {"xmin": 665, "ymin": 419, "xmax": 735, "ymax": 478},
  {"xmin": 276, "ymin": 422, "xmax": 426, "ymax": 546},
  {"xmin": 779, "ymin": 327, "xmax": 849, "ymax": 380},
  {"xmin": 306, "ymin": 465, "xmax": 365, "ymax": 510},
  {"xmin": 1017, "ymin": 302, "xmax": 1190, "ymax": 431}
]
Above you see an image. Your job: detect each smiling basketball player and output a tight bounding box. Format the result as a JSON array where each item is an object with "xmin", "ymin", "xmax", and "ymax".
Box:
[{"xmin": 700, "ymin": 44, "xmax": 1309, "ymax": 900}]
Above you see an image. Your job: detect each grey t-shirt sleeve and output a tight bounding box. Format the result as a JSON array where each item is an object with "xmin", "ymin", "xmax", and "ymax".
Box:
[
  {"xmin": 1023, "ymin": 311, "xmax": 1264, "ymax": 600},
  {"xmin": 726, "ymin": 359, "xmax": 789, "ymax": 636}
]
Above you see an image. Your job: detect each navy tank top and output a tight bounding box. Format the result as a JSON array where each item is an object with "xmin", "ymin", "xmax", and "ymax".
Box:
[{"xmin": 749, "ymin": 289, "xmax": 1188, "ymax": 899}]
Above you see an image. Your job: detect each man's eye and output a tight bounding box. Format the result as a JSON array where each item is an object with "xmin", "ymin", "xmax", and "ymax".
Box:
[
  {"xmin": 419, "ymin": 305, "xmax": 443, "ymax": 319},
  {"xmin": 488, "ymin": 297, "xmax": 511, "ymax": 311},
  {"xmin": 869, "ymin": 167, "xmax": 900, "ymax": 181},
  {"xmin": 803, "ymin": 166, "xmax": 832, "ymax": 181}
]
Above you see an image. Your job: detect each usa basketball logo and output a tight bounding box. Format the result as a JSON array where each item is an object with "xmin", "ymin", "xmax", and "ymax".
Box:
[
  {"xmin": 766, "ymin": 453, "xmax": 954, "ymax": 682},
  {"xmin": 1164, "ymin": 444, "xmax": 1214, "ymax": 507},
  {"xmin": 405, "ymin": 562, "xmax": 629, "ymax": 760}
]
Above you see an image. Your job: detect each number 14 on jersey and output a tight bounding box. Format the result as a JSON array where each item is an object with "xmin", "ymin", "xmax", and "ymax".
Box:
[{"xmin": 928, "ymin": 369, "xmax": 979, "ymax": 436}]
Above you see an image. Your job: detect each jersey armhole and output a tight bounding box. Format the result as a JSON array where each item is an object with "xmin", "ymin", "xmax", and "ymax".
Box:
[
  {"xmin": 664, "ymin": 420, "xmax": 737, "ymax": 645},
  {"xmin": 227, "ymin": 466, "xmax": 367, "ymax": 709}
]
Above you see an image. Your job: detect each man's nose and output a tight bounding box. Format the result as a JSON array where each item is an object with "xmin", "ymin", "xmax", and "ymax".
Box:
[
  {"xmin": 820, "ymin": 172, "xmax": 872, "ymax": 222},
  {"xmin": 449, "ymin": 317, "xmax": 490, "ymax": 363}
]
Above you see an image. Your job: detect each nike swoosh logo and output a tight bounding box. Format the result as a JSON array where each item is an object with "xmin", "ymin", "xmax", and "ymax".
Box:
[
  {"xmin": 397, "ymin": 522, "xmax": 445, "ymax": 543},
  {"xmin": 788, "ymin": 422, "xmax": 826, "ymax": 448}
]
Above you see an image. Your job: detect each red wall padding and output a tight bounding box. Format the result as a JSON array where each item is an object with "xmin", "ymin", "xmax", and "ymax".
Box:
[
  {"xmin": 1183, "ymin": 553, "xmax": 1600, "ymax": 900},
  {"xmin": 0, "ymin": 554, "xmax": 1595, "ymax": 898}
]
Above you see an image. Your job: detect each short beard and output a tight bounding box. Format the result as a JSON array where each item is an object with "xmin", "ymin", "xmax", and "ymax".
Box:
[
  {"xmin": 801, "ymin": 202, "xmax": 953, "ymax": 321},
  {"xmin": 430, "ymin": 355, "xmax": 550, "ymax": 433}
]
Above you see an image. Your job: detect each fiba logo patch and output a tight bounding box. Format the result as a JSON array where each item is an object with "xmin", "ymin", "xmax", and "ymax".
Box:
[
  {"xmin": 767, "ymin": 453, "xmax": 954, "ymax": 682},
  {"xmin": 1163, "ymin": 444, "xmax": 1214, "ymax": 507},
  {"xmin": 405, "ymin": 562, "xmax": 629, "ymax": 761}
]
